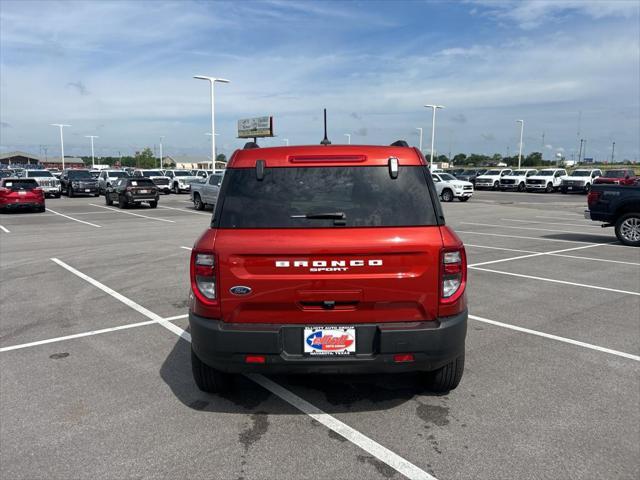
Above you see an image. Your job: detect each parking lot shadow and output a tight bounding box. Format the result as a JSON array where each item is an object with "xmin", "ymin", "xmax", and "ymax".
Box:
[
  {"xmin": 160, "ymin": 330, "xmax": 437, "ymax": 415},
  {"xmin": 542, "ymin": 232, "xmax": 620, "ymax": 244}
]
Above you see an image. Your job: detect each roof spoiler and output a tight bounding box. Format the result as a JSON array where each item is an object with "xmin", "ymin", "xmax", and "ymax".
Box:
[
  {"xmin": 243, "ymin": 142, "xmax": 260, "ymax": 149},
  {"xmin": 390, "ymin": 140, "xmax": 409, "ymax": 147}
]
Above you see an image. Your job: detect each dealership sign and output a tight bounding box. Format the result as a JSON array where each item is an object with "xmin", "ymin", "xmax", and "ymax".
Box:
[{"xmin": 237, "ymin": 116, "xmax": 274, "ymax": 138}]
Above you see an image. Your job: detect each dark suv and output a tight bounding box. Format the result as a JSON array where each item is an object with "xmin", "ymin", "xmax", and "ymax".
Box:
[
  {"xmin": 60, "ymin": 169, "xmax": 99, "ymax": 197},
  {"xmin": 105, "ymin": 178, "xmax": 159, "ymax": 208},
  {"xmin": 188, "ymin": 143, "xmax": 468, "ymax": 394}
]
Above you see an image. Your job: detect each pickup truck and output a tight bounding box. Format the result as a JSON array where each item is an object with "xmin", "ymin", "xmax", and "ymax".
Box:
[
  {"xmin": 190, "ymin": 173, "xmax": 223, "ymax": 210},
  {"xmin": 431, "ymin": 172, "xmax": 473, "ymax": 201},
  {"xmin": 525, "ymin": 168, "xmax": 568, "ymax": 193},
  {"xmin": 585, "ymin": 184, "xmax": 640, "ymax": 246}
]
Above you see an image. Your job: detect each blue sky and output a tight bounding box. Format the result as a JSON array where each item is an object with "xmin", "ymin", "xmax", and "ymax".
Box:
[{"xmin": 1, "ymin": 0, "xmax": 639, "ymax": 161}]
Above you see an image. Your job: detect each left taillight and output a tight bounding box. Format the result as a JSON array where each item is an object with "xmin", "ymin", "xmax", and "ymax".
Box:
[
  {"xmin": 34, "ymin": 187, "xmax": 44, "ymax": 195},
  {"xmin": 439, "ymin": 247, "xmax": 466, "ymax": 307},
  {"xmin": 191, "ymin": 251, "xmax": 217, "ymax": 303}
]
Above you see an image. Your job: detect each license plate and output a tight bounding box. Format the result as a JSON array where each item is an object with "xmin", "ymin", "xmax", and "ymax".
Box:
[
  {"xmin": 568, "ymin": 187, "xmax": 573, "ymax": 190},
  {"xmin": 140, "ymin": 189, "xmax": 148, "ymax": 194},
  {"xmin": 18, "ymin": 191, "xmax": 26, "ymax": 195},
  {"xmin": 84, "ymin": 189, "xmax": 90, "ymax": 192},
  {"xmin": 303, "ymin": 327, "xmax": 356, "ymax": 355}
]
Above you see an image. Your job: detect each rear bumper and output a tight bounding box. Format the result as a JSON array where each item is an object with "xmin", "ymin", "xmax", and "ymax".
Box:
[
  {"xmin": 189, "ymin": 310, "xmax": 467, "ymax": 374},
  {"xmin": 0, "ymin": 200, "xmax": 43, "ymax": 210}
]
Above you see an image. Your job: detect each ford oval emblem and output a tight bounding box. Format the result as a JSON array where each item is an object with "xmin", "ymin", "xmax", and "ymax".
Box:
[{"xmin": 230, "ymin": 286, "xmax": 252, "ymax": 296}]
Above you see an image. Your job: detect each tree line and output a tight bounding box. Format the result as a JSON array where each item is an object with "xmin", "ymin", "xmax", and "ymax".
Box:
[{"xmin": 80, "ymin": 147, "xmax": 228, "ymax": 169}]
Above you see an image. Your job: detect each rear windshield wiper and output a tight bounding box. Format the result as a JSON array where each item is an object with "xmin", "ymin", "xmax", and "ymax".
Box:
[{"xmin": 290, "ymin": 212, "xmax": 346, "ymax": 220}]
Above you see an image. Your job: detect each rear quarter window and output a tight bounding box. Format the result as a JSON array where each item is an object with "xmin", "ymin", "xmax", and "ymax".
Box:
[{"xmin": 215, "ymin": 166, "xmax": 437, "ymax": 228}]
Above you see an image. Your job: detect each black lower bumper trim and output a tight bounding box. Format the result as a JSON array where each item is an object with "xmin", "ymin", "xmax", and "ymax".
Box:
[{"xmin": 189, "ymin": 310, "xmax": 467, "ymax": 374}]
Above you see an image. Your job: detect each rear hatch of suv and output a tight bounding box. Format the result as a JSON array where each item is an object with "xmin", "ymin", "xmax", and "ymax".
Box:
[{"xmin": 197, "ymin": 148, "xmax": 447, "ymax": 325}]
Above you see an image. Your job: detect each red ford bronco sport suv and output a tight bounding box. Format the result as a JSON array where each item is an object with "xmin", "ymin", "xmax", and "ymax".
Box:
[{"xmin": 189, "ymin": 142, "xmax": 467, "ymax": 393}]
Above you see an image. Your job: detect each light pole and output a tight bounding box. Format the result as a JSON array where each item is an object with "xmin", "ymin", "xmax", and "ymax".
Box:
[
  {"xmin": 205, "ymin": 133, "xmax": 220, "ymax": 169},
  {"xmin": 578, "ymin": 138, "xmax": 584, "ymax": 163},
  {"xmin": 51, "ymin": 124, "xmax": 71, "ymax": 170},
  {"xmin": 344, "ymin": 133, "xmax": 351, "ymax": 145},
  {"xmin": 159, "ymin": 136, "xmax": 165, "ymax": 169},
  {"xmin": 611, "ymin": 141, "xmax": 615, "ymax": 163},
  {"xmin": 85, "ymin": 135, "xmax": 98, "ymax": 169},
  {"xmin": 283, "ymin": 138, "xmax": 289, "ymax": 146},
  {"xmin": 194, "ymin": 75, "xmax": 230, "ymax": 172},
  {"xmin": 516, "ymin": 120, "xmax": 524, "ymax": 169},
  {"xmin": 416, "ymin": 127, "xmax": 423, "ymax": 152},
  {"xmin": 424, "ymin": 104, "xmax": 444, "ymax": 164}
]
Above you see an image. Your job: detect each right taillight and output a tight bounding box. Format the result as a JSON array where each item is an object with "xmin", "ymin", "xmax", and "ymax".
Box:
[
  {"xmin": 439, "ymin": 247, "xmax": 467, "ymax": 316},
  {"xmin": 587, "ymin": 190, "xmax": 601, "ymax": 208},
  {"xmin": 0, "ymin": 187, "xmax": 9, "ymax": 195},
  {"xmin": 191, "ymin": 251, "xmax": 217, "ymax": 303}
]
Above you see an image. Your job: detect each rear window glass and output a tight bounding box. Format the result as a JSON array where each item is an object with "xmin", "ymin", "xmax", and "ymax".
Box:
[
  {"xmin": 27, "ymin": 171, "xmax": 53, "ymax": 177},
  {"xmin": 142, "ymin": 171, "xmax": 163, "ymax": 177},
  {"xmin": 216, "ymin": 166, "xmax": 437, "ymax": 228},
  {"xmin": 129, "ymin": 179, "xmax": 156, "ymax": 187},
  {"xmin": 3, "ymin": 179, "xmax": 38, "ymax": 190}
]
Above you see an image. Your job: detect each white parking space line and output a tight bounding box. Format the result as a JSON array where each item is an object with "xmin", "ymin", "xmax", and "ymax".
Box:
[
  {"xmin": 180, "ymin": 246, "xmax": 193, "ymax": 251},
  {"xmin": 0, "ymin": 314, "xmax": 188, "ymax": 353},
  {"xmin": 465, "ymin": 244, "xmax": 640, "ymax": 267},
  {"xmin": 467, "ymin": 241, "xmax": 615, "ymax": 268},
  {"xmin": 50, "ymin": 258, "xmax": 187, "ymax": 339},
  {"xmin": 45, "ymin": 208, "xmax": 102, "ymax": 228},
  {"xmin": 0, "ymin": 225, "xmax": 9, "ymax": 233},
  {"xmin": 501, "ymin": 218, "xmax": 600, "ymax": 229},
  {"xmin": 46, "ymin": 257, "xmax": 437, "ymax": 480},
  {"xmin": 89, "ymin": 204, "xmax": 175, "ymax": 223},
  {"xmin": 158, "ymin": 205, "xmax": 211, "ymax": 216},
  {"xmin": 461, "ymin": 221, "xmax": 603, "ymax": 236},
  {"xmin": 469, "ymin": 267, "xmax": 640, "ymax": 296},
  {"xmin": 470, "ymin": 315, "xmax": 640, "ymax": 362},
  {"xmin": 248, "ymin": 374, "xmax": 437, "ymax": 480},
  {"xmin": 457, "ymin": 230, "xmax": 620, "ymax": 247}
]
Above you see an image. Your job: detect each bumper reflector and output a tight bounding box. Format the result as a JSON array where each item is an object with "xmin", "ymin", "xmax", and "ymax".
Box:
[
  {"xmin": 393, "ymin": 354, "xmax": 415, "ymax": 363},
  {"xmin": 245, "ymin": 355, "xmax": 266, "ymax": 364}
]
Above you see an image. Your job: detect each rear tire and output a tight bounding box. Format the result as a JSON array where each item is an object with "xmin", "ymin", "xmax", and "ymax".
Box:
[
  {"xmin": 425, "ymin": 354, "xmax": 464, "ymax": 393},
  {"xmin": 517, "ymin": 182, "xmax": 525, "ymax": 192},
  {"xmin": 584, "ymin": 183, "xmax": 591, "ymax": 194},
  {"xmin": 441, "ymin": 189, "xmax": 454, "ymax": 202},
  {"xmin": 560, "ymin": 188, "xmax": 567, "ymax": 194},
  {"xmin": 194, "ymin": 193, "xmax": 204, "ymax": 210},
  {"xmin": 105, "ymin": 194, "xmax": 113, "ymax": 206},
  {"xmin": 149, "ymin": 201, "xmax": 158, "ymax": 208},
  {"xmin": 173, "ymin": 183, "xmax": 180, "ymax": 194},
  {"xmin": 118, "ymin": 197, "xmax": 127, "ymax": 209},
  {"xmin": 191, "ymin": 348, "xmax": 232, "ymax": 393},
  {"xmin": 615, "ymin": 213, "xmax": 640, "ymax": 247},
  {"xmin": 493, "ymin": 181, "xmax": 499, "ymax": 190},
  {"xmin": 545, "ymin": 182, "xmax": 553, "ymax": 193},
  {"xmin": 459, "ymin": 197, "xmax": 470, "ymax": 202},
  {"xmin": 68, "ymin": 187, "xmax": 74, "ymax": 197}
]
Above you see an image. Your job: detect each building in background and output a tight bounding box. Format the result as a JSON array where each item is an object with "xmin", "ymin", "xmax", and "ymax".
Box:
[
  {"xmin": 0, "ymin": 151, "xmax": 41, "ymax": 166},
  {"xmin": 40, "ymin": 157, "xmax": 86, "ymax": 169}
]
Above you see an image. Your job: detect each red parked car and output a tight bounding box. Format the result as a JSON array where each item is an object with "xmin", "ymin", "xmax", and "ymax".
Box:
[
  {"xmin": 0, "ymin": 178, "xmax": 46, "ymax": 213},
  {"xmin": 188, "ymin": 142, "xmax": 467, "ymax": 393},
  {"xmin": 594, "ymin": 169, "xmax": 637, "ymax": 186}
]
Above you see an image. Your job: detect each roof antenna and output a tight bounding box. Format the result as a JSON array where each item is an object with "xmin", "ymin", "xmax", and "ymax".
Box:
[{"xmin": 320, "ymin": 108, "xmax": 331, "ymax": 145}]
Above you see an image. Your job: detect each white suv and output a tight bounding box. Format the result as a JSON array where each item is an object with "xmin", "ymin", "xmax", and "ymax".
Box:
[
  {"xmin": 560, "ymin": 169, "xmax": 602, "ymax": 194},
  {"xmin": 24, "ymin": 170, "xmax": 61, "ymax": 197},
  {"xmin": 474, "ymin": 169, "xmax": 513, "ymax": 190},
  {"xmin": 525, "ymin": 169, "xmax": 568, "ymax": 192},
  {"xmin": 98, "ymin": 170, "xmax": 130, "ymax": 194},
  {"xmin": 431, "ymin": 172, "xmax": 474, "ymax": 202},
  {"xmin": 499, "ymin": 169, "xmax": 538, "ymax": 192}
]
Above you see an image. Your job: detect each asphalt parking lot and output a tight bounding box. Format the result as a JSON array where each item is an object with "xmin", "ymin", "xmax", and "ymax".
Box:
[{"xmin": 1, "ymin": 190, "xmax": 638, "ymax": 480}]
